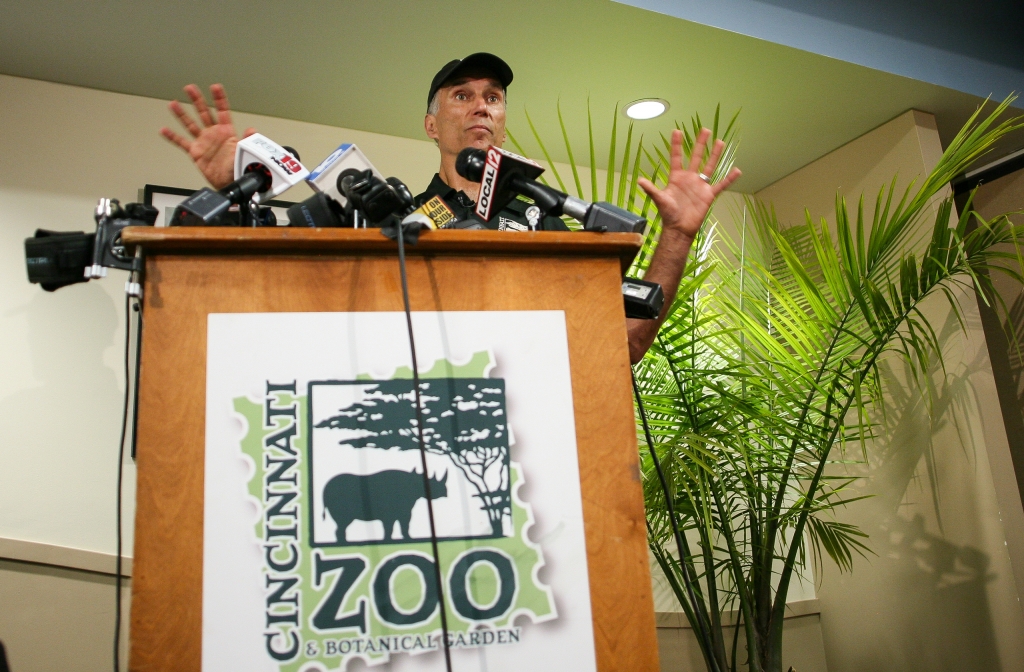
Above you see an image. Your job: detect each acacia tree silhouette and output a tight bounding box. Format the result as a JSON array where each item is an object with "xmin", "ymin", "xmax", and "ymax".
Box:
[{"xmin": 315, "ymin": 379, "xmax": 511, "ymax": 536}]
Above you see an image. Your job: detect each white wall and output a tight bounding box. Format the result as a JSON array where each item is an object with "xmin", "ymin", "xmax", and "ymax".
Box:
[{"xmin": 0, "ymin": 74, "xmax": 445, "ymax": 556}]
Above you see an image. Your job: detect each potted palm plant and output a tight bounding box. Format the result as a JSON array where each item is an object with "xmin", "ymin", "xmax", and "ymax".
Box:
[{"xmin": 513, "ymin": 96, "xmax": 1024, "ymax": 672}]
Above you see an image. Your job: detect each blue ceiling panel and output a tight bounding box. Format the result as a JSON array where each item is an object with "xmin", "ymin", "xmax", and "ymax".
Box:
[{"xmin": 617, "ymin": 0, "xmax": 1024, "ymax": 99}]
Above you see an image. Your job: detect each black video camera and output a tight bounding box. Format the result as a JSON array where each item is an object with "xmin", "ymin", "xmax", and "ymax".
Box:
[{"xmin": 24, "ymin": 198, "xmax": 157, "ymax": 292}]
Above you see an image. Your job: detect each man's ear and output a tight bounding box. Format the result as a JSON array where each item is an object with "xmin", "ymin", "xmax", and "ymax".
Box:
[{"xmin": 424, "ymin": 114, "xmax": 438, "ymax": 142}]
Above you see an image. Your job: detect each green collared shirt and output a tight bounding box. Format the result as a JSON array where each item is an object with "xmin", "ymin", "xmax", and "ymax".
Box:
[{"xmin": 414, "ymin": 174, "xmax": 570, "ymax": 232}]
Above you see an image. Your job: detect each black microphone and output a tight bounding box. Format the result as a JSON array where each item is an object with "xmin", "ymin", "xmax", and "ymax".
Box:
[
  {"xmin": 340, "ymin": 171, "xmax": 415, "ymax": 224},
  {"xmin": 286, "ymin": 192, "xmax": 345, "ymax": 228},
  {"xmin": 386, "ymin": 177, "xmax": 415, "ymax": 211},
  {"xmin": 339, "ymin": 169, "xmax": 374, "ymax": 210},
  {"xmin": 456, "ymin": 147, "xmax": 646, "ymax": 233},
  {"xmin": 169, "ymin": 169, "xmax": 272, "ymax": 227},
  {"xmin": 221, "ymin": 167, "xmax": 271, "ymax": 204},
  {"xmin": 337, "ymin": 168, "xmax": 369, "ymax": 203},
  {"xmin": 287, "ymin": 166, "xmax": 379, "ymax": 228},
  {"xmin": 455, "ymin": 147, "xmax": 545, "ymax": 222}
]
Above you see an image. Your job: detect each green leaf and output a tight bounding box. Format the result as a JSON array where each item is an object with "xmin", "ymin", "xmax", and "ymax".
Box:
[
  {"xmin": 606, "ymin": 102, "xmax": 619, "ymax": 202},
  {"xmin": 558, "ymin": 99, "xmax": 585, "ymax": 199},
  {"xmin": 523, "ymin": 108, "xmax": 567, "ymax": 193},
  {"xmin": 588, "ymin": 96, "xmax": 598, "ymax": 203}
]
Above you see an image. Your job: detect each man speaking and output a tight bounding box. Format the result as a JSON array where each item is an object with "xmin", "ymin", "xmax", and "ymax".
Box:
[{"xmin": 160, "ymin": 53, "xmax": 741, "ymax": 362}]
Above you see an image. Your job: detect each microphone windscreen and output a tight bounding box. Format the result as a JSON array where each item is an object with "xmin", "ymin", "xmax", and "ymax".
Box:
[
  {"xmin": 337, "ymin": 168, "xmax": 366, "ymax": 197},
  {"xmin": 287, "ymin": 193, "xmax": 343, "ymax": 228},
  {"xmin": 385, "ymin": 177, "xmax": 414, "ymax": 208},
  {"xmin": 455, "ymin": 148, "xmax": 487, "ymax": 182}
]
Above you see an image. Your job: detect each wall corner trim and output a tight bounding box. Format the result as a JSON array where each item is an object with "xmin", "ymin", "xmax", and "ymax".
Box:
[
  {"xmin": 0, "ymin": 536, "xmax": 132, "ymax": 577},
  {"xmin": 655, "ymin": 599, "xmax": 821, "ymax": 629}
]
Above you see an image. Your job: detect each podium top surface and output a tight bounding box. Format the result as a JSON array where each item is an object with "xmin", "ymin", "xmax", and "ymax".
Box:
[{"xmin": 122, "ymin": 227, "xmax": 643, "ymax": 270}]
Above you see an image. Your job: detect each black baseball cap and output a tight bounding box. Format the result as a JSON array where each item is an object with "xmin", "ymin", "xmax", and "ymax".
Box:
[{"xmin": 427, "ymin": 53, "xmax": 514, "ymax": 109}]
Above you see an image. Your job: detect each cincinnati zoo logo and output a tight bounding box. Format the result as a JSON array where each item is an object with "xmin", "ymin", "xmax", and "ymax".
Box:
[{"xmin": 233, "ymin": 353, "xmax": 556, "ymax": 671}]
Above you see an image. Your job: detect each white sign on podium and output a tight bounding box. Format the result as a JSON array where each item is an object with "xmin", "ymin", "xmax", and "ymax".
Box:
[{"xmin": 203, "ymin": 311, "xmax": 596, "ymax": 672}]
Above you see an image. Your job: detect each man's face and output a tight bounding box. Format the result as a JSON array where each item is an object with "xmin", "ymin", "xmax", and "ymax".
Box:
[{"xmin": 424, "ymin": 72, "xmax": 507, "ymax": 155}]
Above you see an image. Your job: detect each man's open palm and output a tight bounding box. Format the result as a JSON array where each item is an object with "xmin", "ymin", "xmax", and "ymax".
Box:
[
  {"xmin": 638, "ymin": 128, "xmax": 741, "ymax": 242},
  {"xmin": 160, "ymin": 84, "xmax": 256, "ymax": 189}
]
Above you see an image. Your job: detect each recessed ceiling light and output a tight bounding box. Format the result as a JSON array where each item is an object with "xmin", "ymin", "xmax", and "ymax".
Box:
[{"xmin": 625, "ymin": 99, "xmax": 669, "ymax": 120}]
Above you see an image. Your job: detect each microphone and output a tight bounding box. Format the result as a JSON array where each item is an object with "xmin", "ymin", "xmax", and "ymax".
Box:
[
  {"xmin": 288, "ymin": 164, "xmax": 384, "ymax": 228},
  {"xmin": 456, "ymin": 147, "xmax": 646, "ymax": 233},
  {"xmin": 387, "ymin": 177, "xmax": 415, "ymax": 210},
  {"xmin": 339, "ymin": 171, "xmax": 415, "ymax": 224},
  {"xmin": 233, "ymin": 133, "xmax": 309, "ymax": 203},
  {"xmin": 401, "ymin": 196, "xmax": 458, "ymax": 230},
  {"xmin": 171, "ymin": 134, "xmax": 307, "ymax": 227},
  {"xmin": 306, "ymin": 143, "xmax": 382, "ymax": 207},
  {"xmin": 169, "ymin": 171, "xmax": 276, "ymax": 227},
  {"xmin": 286, "ymin": 192, "xmax": 345, "ymax": 228},
  {"xmin": 455, "ymin": 146, "xmax": 545, "ymax": 222}
]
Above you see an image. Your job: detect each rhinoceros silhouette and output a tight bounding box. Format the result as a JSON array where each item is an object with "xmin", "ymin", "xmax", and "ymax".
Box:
[{"xmin": 322, "ymin": 469, "xmax": 448, "ymax": 543}]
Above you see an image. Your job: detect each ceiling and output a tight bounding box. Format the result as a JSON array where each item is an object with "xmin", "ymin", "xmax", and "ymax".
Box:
[
  {"xmin": 752, "ymin": 0, "xmax": 1024, "ymax": 71},
  {"xmin": 619, "ymin": 0, "xmax": 1024, "ymax": 100},
  {"xmin": 0, "ymin": 0, "xmax": 1020, "ymax": 192}
]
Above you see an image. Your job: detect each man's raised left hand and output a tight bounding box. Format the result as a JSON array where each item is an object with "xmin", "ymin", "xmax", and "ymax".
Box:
[{"xmin": 637, "ymin": 127, "xmax": 741, "ymax": 243}]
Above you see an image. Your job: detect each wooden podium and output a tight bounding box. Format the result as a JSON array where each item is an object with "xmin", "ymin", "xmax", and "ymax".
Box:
[{"xmin": 122, "ymin": 227, "xmax": 659, "ymax": 671}]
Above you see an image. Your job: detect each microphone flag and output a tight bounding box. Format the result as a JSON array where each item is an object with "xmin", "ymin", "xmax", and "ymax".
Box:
[{"xmin": 402, "ymin": 196, "xmax": 457, "ymax": 230}]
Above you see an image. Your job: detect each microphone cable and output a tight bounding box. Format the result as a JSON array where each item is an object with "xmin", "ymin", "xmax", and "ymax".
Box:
[
  {"xmin": 130, "ymin": 294, "xmax": 143, "ymax": 460},
  {"xmin": 114, "ymin": 262, "xmax": 144, "ymax": 672},
  {"xmin": 113, "ymin": 291, "xmax": 129, "ymax": 672},
  {"xmin": 393, "ymin": 219, "xmax": 454, "ymax": 672}
]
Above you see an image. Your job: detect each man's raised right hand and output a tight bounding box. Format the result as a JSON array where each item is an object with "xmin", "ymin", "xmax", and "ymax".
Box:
[{"xmin": 160, "ymin": 84, "xmax": 257, "ymax": 190}]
